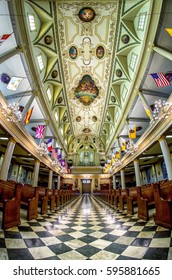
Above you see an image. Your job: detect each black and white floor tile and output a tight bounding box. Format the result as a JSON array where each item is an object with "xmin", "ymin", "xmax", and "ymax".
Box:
[{"xmin": 0, "ymin": 194, "xmax": 172, "ymax": 260}]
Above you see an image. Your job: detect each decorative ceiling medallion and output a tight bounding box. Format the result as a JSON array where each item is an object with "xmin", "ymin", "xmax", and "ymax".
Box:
[
  {"xmin": 51, "ymin": 70, "xmax": 58, "ymax": 78},
  {"xmin": 58, "ymin": 96, "xmax": 63, "ymax": 104},
  {"xmin": 44, "ymin": 35, "xmax": 53, "ymax": 45},
  {"xmin": 76, "ymin": 116, "xmax": 81, "ymax": 122},
  {"xmin": 69, "ymin": 46, "xmax": 78, "ymax": 60},
  {"xmin": 63, "ymin": 115, "xmax": 67, "ymax": 121},
  {"xmin": 116, "ymin": 69, "xmax": 122, "ymax": 77},
  {"xmin": 75, "ymin": 75, "xmax": 99, "ymax": 106},
  {"xmin": 83, "ymin": 128, "xmax": 91, "ymax": 133},
  {"xmin": 121, "ymin": 34, "xmax": 130, "ymax": 44},
  {"xmin": 92, "ymin": 116, "xmax": 97, "ymax": 122},
  {"xmin": 111, "ymin": 96, "xmax": 116, "ymax": 103},
  {"xmin": 96, "ymin": 46, "xmax": 105, "ymax": 59},
  {"xmin": 78, "ymin": 7, "xmax": 95, "ymax": 22}
]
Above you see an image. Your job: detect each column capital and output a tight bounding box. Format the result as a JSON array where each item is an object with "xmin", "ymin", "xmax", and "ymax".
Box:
[
  {"xmin": 158, "ymin": 135, "xmax": 165, "ymax": 142},
  {"xmin": 134, "ymin": 158, "xmax": 139, "ymax": 163},
  {"xmin": 35, "ymin": 159, "xmax": 40, "ymax": 164},
  {"xmin": 9, "ymin": 138, "xmax": 16, "ymax": 144}
]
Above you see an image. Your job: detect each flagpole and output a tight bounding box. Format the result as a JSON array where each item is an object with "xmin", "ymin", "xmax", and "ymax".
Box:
[{"xmin": 138, "ymin": 91, "xmax": 153, "ymax": 121}]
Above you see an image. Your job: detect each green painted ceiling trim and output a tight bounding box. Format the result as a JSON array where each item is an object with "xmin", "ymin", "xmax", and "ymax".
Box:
[
  {"xmin": 111, "ymin": 84, "xmax": 122, "ymax": 107},
  {"xmin": 52, "ymin": 85, "xmax": 63, "ymax": 107}
]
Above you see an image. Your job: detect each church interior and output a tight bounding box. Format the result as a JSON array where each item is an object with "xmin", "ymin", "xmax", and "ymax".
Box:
[{"xmin": 0, "ymin": 0, "xmax": 172, "ymax": 260}]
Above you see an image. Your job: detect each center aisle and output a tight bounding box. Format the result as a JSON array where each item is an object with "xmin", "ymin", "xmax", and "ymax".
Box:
[{"xmin": 0, "ymin": 194, "xmax": 171, "ymax": 260}]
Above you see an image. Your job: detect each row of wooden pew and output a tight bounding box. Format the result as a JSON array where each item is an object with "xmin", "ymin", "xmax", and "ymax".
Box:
[
  {"xmin": 0, "ymin": 179, "xmax": 80, "ymax": 229},
  {"xmin": 93, "ymin": 181, "xmax": 172, "ymax": 229}
]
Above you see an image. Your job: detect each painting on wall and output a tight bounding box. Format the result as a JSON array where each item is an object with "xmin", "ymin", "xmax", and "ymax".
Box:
[
  {"xmin": 96, "ymin": 46, "xmax": 105, "ymax": 59},
  {"xmin": 78, "ymin": 7, "xmax": 95, "ymax": 22},
  {"xmin": 74, "ymin": 75, "xmax": 99, "ymax": 106},
  {"xmin": 69, "ymin": 46, "xmax": 78, "ymax": 59}
]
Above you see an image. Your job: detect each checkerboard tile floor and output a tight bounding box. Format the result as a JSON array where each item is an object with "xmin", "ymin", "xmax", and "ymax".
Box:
[{"xmin": 0, "ymin": 194, "xmax": 172, "ymax": 260}]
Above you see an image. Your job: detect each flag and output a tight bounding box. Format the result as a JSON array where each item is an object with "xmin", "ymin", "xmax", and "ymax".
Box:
[
  {"xmin": 165, "ymin": 72, "xmax": 172, "ymax": 82},
  {"xmin": 129, "ymin": 125, "xmax": 136, "ymax": 138},
  {"xmin": 0, "ymin": 73, "xmax": 11, "ymax": 84},
  {"xmin": 24, "ymin": 107, "xmax": 33, "ymax": 125},
  {"xmin": 0, "ymin": 34, "xmax": 12, "ymax": 46},
  {"xmin": 165, "ymin": 28, "xmax": 172, "ymax": 37},
  {"xmin": 150, "ymin": 73, "xmax": 170, "ymax": 87},
  {"xmin": 7, "ymin": 76, "xmax": 23, "ymax": 91},
  {"xmin": 120, "ymin": 137, "xmax": 126, "ymax": 151},
  {"xmin": 47, "ymin": 138, "xmax": 52, "ymax": 151},
  {"xmin": 52, "ymin": 148, "xmax": 58, "ymax": 159},
  {"xmin": 115, "ymin": 149, "xmax": 121, "ymax": 158},
  {"xmin": 143, "ymin": 105, "xmax": 151, "ymax": 118},
  {"xmin": 35, "ymin": 125, "xmax": 45, "ymax": 138}
]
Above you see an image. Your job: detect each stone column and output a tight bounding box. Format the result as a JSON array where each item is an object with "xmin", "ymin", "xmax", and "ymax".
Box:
[
  {"xmin": 32, "ymin": 159, "xmax": 40, "ymax": 187},
  {"xmin": 57, "ymin": 175, "xmax": 61, "ymax": 189},
  {"xmin": 0, "ymin": 138, "xmax": 16, "ymax": 180},
  {"xmin": 134, "ymin": 159, "xmax": 141, "ymax": 186},
  {"xmin": 120, "ymin": 169, "xmax": 126, "ymax": 189},
  {"xmin": 48, "ymin": 169, "xmax": 53, "ymax": 189},
  {"xmin": 159, "ymin": 136, "xmax": 172, "ymax": 180},
  {"xmin": 138, "ymin": 91, "xmax": 153, "ymax": 120},
  {"xmin": 113, "ymin": 174, "xmax": 117, "ymax": 189}
]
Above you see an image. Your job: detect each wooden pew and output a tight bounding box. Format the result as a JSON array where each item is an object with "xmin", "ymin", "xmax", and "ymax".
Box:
[
  {"xmin": 0, "ymin": 180, "xmax": 21, "ymax": 229},
  {"xmin": 127, "ymin": 187, "xmax": 138, "ymax": 215},
  {"xmin": 20, "ymin": 184, "xmax": 39, "ymax": 220},
  {"xmin": 114, "ymin": 189, "xmax": 121, "ymax": 209},
  {"xmin": 153, "ymin": 183, "xmax": 172, "ymax": 229},
  {"xmin": 119, "ymin": 189, "xmax": 129, "ymax": 211},
  {"xmin": 38, "ymin": 187, "xmax": 48, "ymax": 214},
  {"xmin": 45, "ymin": 188, "xmax": 55, "ymax": 210},
  {"xmin": 110, "ymin": 189, "xmax": 116, "ymax": 206},
  {"xmin": 137, "ymin": 185, "xmax": 155, "ymax": 221},
  {"xmin": 53, "ymin": 189, "xmax": 61, "ymax": 207}
]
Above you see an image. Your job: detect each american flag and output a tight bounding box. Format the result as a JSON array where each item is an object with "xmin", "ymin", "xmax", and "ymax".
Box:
[
  {"xmin": 150, "ymin": 73, "xmax": 170, "ymax": 87},
  {"xmin": 52, "ymin": 148, "xmax": 58, "ymax": 159},
  {"xmin": 35, "ymin": 125, "xmax": 45, "ymax": 138}
]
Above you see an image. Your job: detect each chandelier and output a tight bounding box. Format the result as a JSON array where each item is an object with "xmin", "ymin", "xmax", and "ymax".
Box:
[
  {"xmin": 35, "ymin": 142, "xmax": 49, "ymax": 156},
  {"xmin": 153, "ymin": 99, "xmax": 172, "ymax": 120},
  {"xmin": 0, "ymin": 102, "xmax": 22, "ymax": 122},
  {"xmin": 127, "ymin": 139, "xmax": 138, "ymax": 154}
]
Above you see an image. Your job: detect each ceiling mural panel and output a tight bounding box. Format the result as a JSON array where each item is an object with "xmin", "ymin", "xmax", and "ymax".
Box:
[{"xmin": 55, "ymin": 1, "xmax": 120, "ymax": 139}]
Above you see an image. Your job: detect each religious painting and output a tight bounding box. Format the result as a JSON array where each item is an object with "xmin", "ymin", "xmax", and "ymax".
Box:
[
  {"xmin": 51, "ymin": 70, "xmax": 58, "ymax": 78},
  {"xmin": 78, "ymin": 7, "xmax": 95, "ymax": 22},
  {"xmin": 44, "ymin": 35, "xmax": 53, "ymax": 45},
  {"xmin": 92, "ymin": 116, "xmax": 97, "ymax": 122},
  {"xmin": 111, "ymin": 96, "xmax": 116, "ymax": 103},
  {"xmin": 116, "ymin": 69, "xmax": 122, "ymax": 77},
  {"xmin": 83, "ymin": 128, "xmax": 91, "ymax": 133},
  {"xmin": 58, "ymin": 96, "xmax": 63, "ymax": 104},
  {"xmin": 75, "ymin": 75, "xmax": 99, "ymax": 106},
  {"xmin": 63, "ymin": 115, "xmax": 67, "ymax": 121},
  {"xmin": 121, "ymin": 34, "xmax": 130, "ymax": 44},
  {"xmin": 76, "ymin": 116, "xmax": 81, "ymax": 122},
  {"xmin": 69, "ymin": 46, "xmax": 78, "ymax": 59},
  {"xmin": 96, "ymin": 46, "xmax": 105, "ymax": 59}
]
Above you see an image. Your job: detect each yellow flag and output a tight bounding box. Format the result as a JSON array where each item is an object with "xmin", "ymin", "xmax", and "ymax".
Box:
[
  {"xmin": 129, "ymin": 125, "xmax": 136, "ymax": 139},
  {"xmin": 165, "ymin": 28, "xmax": 172, "ymax": 37},
  {"xmin": 120, "ymin": 137, "xmax": 126, "ymax": 151},
  {"xmin": 115, "ymin": 149, "xmax": 121, "ymax": 158}
]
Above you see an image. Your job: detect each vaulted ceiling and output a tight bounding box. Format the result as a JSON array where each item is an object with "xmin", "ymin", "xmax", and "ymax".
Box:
[{"xmin": 0, "ymin": 0, "xmax": 172, "ymax": 173}]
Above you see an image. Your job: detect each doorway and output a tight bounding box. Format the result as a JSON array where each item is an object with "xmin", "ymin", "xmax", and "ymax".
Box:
[{"xmin": 82, "ymin": 179, "xmax": 91, "ymax": 194}]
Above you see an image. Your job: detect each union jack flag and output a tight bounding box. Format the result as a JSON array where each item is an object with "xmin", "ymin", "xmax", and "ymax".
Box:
[{"xmin": 35, "ymin": 125, "xmax": 45, "ymax": 138}]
